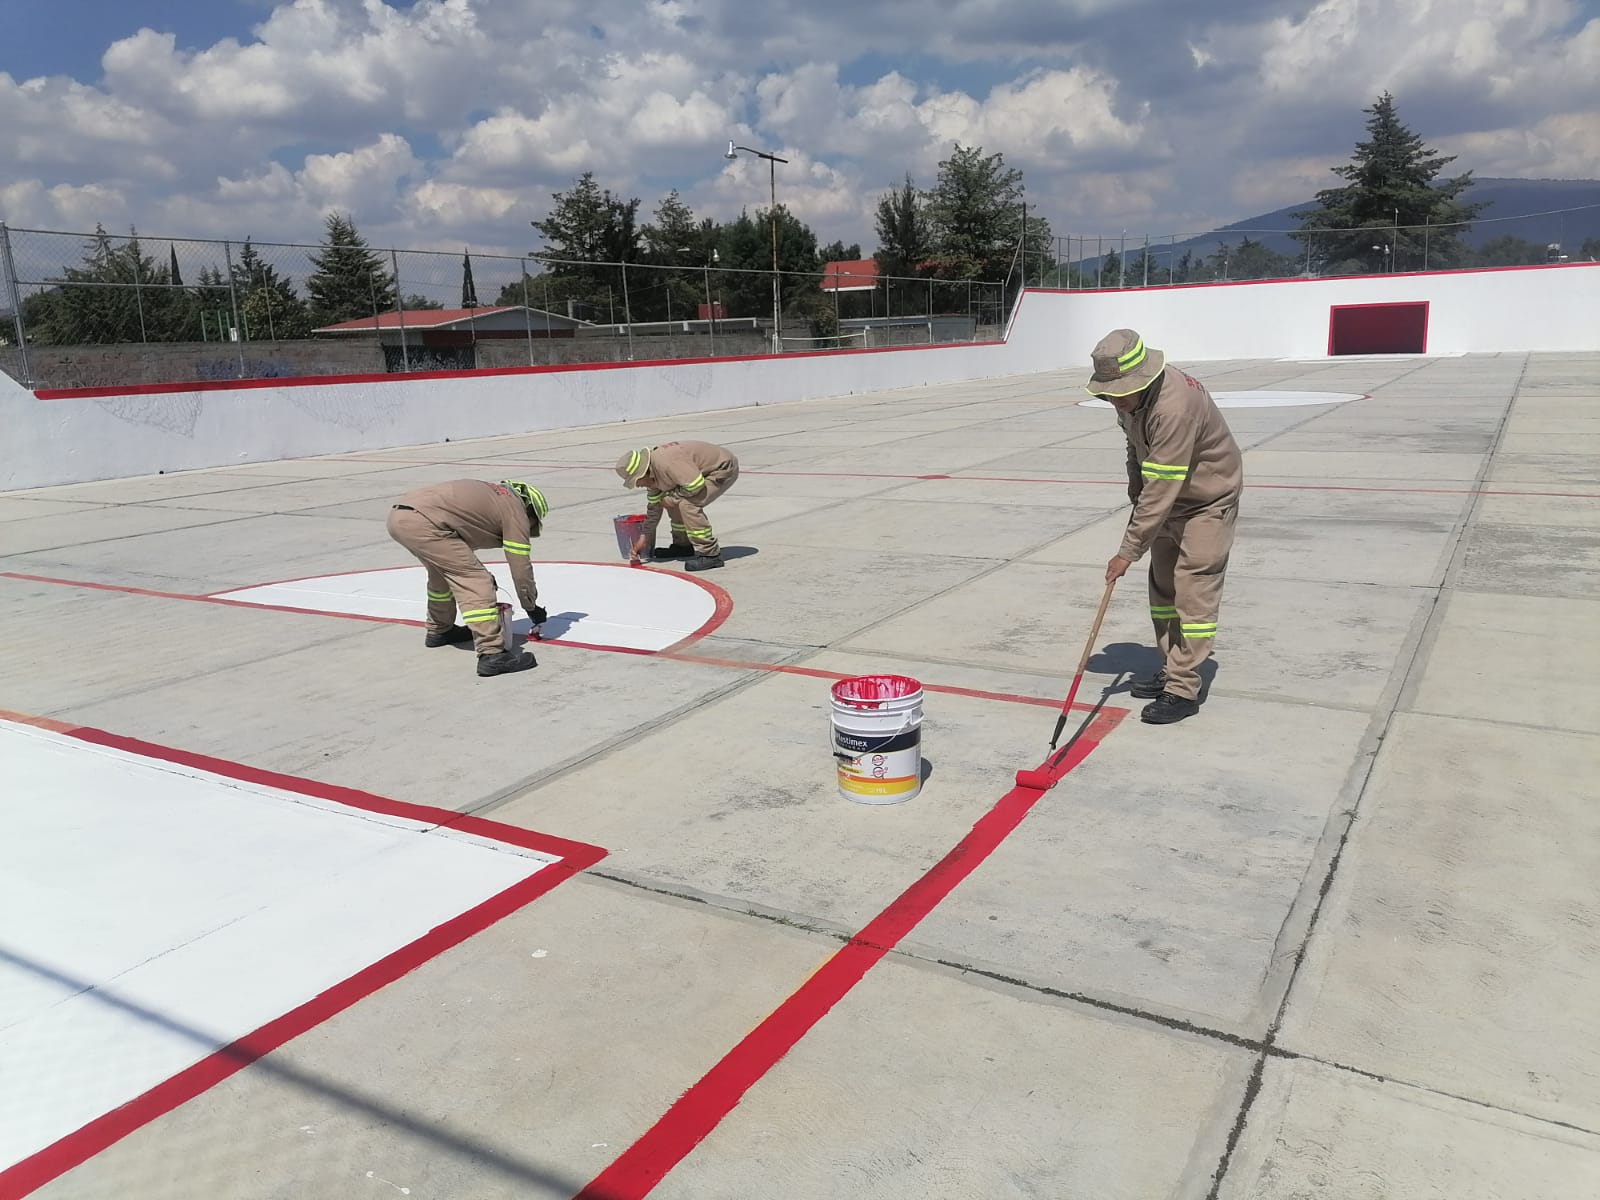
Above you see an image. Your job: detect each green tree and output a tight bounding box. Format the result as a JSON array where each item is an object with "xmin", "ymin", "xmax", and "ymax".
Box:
[
  {"xmin": 923, "ymin": 145, "xmax": 1050, "ymax": 283},
  {"xmin": 232, "ymin": 239, "xmax": 311, "ymax": 340},
  {"xmin": 461, "ymin": 250, "xmax": 479, "ymax": 308},
  {"xmin": 873, "ymin": 174, "xmax": 934, "ymax": 315},
  {"xmin": 306, "ymin": 212, "xmax": 395, "ymax": 327},
  {"xmin": 637, "ymin": 190, "xmax": 715, "ymax": 322},
  {"xmin": 1579, "ymin": 237, "xmax": 1599, "ymax": 262},
  {"xmin": 532, "ymin": 171, "xmax": 643, "ymax": 319},
  {"xmin": 19, "ymin": 224, "xmax": 195, "ymax": 344},
  {"xmin": 715, "ymin": 205, "xmax": 819, "ymax": 324},
  {"xmin": 1464, "ymin": 235, "xmax": 1546, "ymax": 267},
  {"xmin": 818, "ymin": 239, "xmax": 862, "ymax": 262},
  {"xmin": 1291, "ymin": 92, "xmax": 1487, "ymax": 273}
]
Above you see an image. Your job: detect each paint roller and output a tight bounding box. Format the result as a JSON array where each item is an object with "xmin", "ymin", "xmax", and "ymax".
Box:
[{"xmin": 1014, "ymin": 576, "xmax": 1118, "ymax": 791}]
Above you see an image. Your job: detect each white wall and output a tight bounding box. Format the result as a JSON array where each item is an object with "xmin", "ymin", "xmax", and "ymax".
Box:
[
  {"xmin": 1039, "ymin": 262, "xmax": 1599, "ymax": 362},
  {"xmin": 3, "ymin": 263, "xmax": 1594, "ymax": 491}
]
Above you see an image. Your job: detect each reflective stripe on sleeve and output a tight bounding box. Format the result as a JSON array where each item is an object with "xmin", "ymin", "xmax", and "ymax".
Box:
[
  {"xmin": 1140, "ymin": 462, "xmax": 1189, "ymax": 481},
  {"xmin": 502, "ymin": 540, "xmax": 531, "ymax": 556},
  {"xmin": 1181, "ymin": 622, "xmax": 1217, "ymax": 639}
]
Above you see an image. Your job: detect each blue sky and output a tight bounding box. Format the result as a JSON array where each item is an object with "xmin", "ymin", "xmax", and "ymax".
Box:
[{"xmin": 3, "ymin": 0, "xmax": 1597, "ymax": 265}]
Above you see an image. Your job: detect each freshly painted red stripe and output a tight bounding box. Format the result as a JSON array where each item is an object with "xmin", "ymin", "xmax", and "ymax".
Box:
[
  {"xmin": 59, "ymin": 723, "xmax": 606, "ymax": 865},
  {"xmin": 0, "ymin": 715, "xmax": 605, "ymax": 1197},
  {"xmin": 573, "ymin": 707, "xmax": 1124, "ymax": 1199}
]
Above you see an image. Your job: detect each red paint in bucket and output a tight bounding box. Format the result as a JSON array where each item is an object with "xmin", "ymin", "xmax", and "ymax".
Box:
[{"xmin": 830, "ymin": 674, "xmax": 922, "ymax": 708}]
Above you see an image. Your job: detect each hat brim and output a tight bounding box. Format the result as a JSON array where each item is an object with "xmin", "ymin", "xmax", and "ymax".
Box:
[{"xmin": 1084, "ymin": 349, "xmax": 1165, "ymax": 396}]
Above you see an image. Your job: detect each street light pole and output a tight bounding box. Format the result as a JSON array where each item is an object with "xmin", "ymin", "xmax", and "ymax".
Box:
[{"xmin": 726, "ymin": 140, "xmax": 788, "ymax": 352}]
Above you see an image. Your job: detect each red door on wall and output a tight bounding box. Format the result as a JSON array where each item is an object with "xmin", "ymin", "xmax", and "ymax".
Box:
[{"xmin": 1327, "ymin": 302, "xmax": 1430, "ymax": 354}]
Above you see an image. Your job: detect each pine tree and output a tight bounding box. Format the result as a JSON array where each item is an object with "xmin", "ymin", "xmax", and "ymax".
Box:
[
  {"xmin": 1291, "ymin": 92, "xmax": 1488, "ymax": 273},
  {"xmin": 232, "ymin": 239, "xmax": 311, "ymax": 340},
  {"xmin": 306, "ymin": 212, "xmax": 395, "ymax": 326}
]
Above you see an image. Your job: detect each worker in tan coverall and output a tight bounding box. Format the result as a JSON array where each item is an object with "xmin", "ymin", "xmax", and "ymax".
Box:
[
  {"xmin": 614, "ymin": 441, "xmax": 740, "ymax": 572},
  {"xmin": 385, "ymin": 479, "xmax": 550, "ymax": 678},
  {"xmin": 1088, "ymin": 329, "xmax": 1243, "ymax": 725}
]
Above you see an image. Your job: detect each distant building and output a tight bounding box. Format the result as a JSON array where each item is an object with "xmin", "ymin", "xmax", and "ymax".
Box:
[{"xmin": 312, "ymin": 305, "xmax": 590, "ymax": 371}]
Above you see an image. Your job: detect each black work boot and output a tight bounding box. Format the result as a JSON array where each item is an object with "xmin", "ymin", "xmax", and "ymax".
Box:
[
  {"xmin": 477, "ymin": 649, "xmax": 537, "ymax": 677},
  {"xmin": 652, "ymin": 544, "xmax": 694, "ymax": 560},
  {"xmin": 685, "ymin": 553, "xmax": 724, "ymax": 572},
  {"xmin": 425, "ymin": 624, "xmax": 473, "ymax": 648},
  {"xmin": 1141, "ymin": 692, "xmax": 1199, "ymax": 724},
  {"xmin": 1130, "ymin": 670, "xmax": 1167, "ymax": 699}
]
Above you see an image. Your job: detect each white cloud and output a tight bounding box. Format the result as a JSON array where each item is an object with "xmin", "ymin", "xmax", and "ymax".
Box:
[{"xmin": 0, "ymin": 0, "xmax": 1593, "ymax": 259}]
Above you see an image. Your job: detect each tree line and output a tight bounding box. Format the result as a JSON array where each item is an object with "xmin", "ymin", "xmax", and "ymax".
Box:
[{"xmin": 9, "ymin": 141, "xmax": 1052, "ymax": 347}]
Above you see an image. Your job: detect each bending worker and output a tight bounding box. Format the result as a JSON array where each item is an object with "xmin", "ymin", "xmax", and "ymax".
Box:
[
  {"xmin": 386, "ymin": 478, "xmax": 549, "ymax": 678},
  {"xmin": 1088, "ymin": 329, "xmax": 1243, "ymax": 726},
  {"xmin": 615, "ymin": 440, "xmax": 740, "ymax": 572}
]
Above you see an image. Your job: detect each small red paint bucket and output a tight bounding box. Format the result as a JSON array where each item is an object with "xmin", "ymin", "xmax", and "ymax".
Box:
[{"xmin": 613, "ymin": 513, "xmax": 647, "ymax": 561}]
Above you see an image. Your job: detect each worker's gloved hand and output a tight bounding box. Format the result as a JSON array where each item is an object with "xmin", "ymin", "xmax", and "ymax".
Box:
[{"xmin": 530, "ymin": 605, "xmax": 548, "ymax": 625}]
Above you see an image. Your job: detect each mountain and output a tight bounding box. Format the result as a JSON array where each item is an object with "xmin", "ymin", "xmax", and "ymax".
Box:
[{"xmin": 1077, "ymin": 178, "xmax": 1600, "ymax": 269}]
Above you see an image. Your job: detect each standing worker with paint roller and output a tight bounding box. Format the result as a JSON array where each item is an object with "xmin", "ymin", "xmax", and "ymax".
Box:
[
  {"xmin": 615, "ymin": 441, "xmax": 740, "ymax": 572},
  {"xmin": 385, "ymin": 479, "xmax": 550, "ymax": 677},
  {"xmin": 1089, "ymin": 329, "xmax": 1243, "ymax": 725}
]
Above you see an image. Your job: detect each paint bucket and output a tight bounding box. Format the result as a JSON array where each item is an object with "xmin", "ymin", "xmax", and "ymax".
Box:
[
  {"xmin": 614, "ymin": 513, "xmax": 647, "ymax": 562},
  {"xmin": 830, "ymin": 674, "xmax": 924, "ymax": 804}
]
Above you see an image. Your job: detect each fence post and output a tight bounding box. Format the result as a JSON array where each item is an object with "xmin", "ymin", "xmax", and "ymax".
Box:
[
  {"xmin": 0, "ymin": 223, "xmax": 34, "ymax": 387},
  {"xmin": 131, "ymin": 239, "xmax": 149, "ymax": 344},
  {"xmin": 390, "ymin": 249, "xmax": 409, "ymax": 372},
  {"xmin": 520, "ymin": 257, "xmax": 535, "ymax": 367},
  {"xmin": 221, "ymin": 240, "xmax": 246, "ymax": 378},
  {"xmin": 619, "ymin": 262, "xmax": 634, "ymax": 360}
]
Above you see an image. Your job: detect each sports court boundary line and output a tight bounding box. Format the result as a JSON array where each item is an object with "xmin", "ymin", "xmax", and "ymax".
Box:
[
  {"xmin": 0, "ymin": 570, "xmax": 1121, "ymax": 716},
  {"xmin": 0, "ymin": 712, "xmax": 607, "ymax": 1199},
  {"xmin": 318, "ymin": 456, "xmax": 1600, "ymax": 500},
  {"xmin": 571, "ymin": 706, "xmax": 1126, "ymax": 1199}
]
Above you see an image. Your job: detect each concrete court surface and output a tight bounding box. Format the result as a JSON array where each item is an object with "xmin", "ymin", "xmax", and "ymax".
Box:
[{"xmin": 1, "ymin": 348, "xmax": 1597, "ymax": 1199}]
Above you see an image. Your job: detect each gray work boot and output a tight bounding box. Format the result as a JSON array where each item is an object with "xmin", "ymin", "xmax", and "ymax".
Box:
[
  {"xmin": 477, "ymin": 649, "xmax": 537, "ymax": 677},
  {"xmin": 425, "ymin": 624, "xmax": 473, "ymax": 648},
  {"xmin": 685, "ymin": 554, "xmax": 724, "ymax": 572}
]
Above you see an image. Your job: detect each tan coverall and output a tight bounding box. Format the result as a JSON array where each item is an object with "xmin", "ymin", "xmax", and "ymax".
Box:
[
  {"xmin": 385, "ymin": 479, "xmax": 539, "ymax": 655},
  {"xmin": 641, "ymin": 441, "xmax": 740, "ymax": 556},
  {"xmin": 1116, "ymin": 364, "xmax": 1244, "ymax": 700}
]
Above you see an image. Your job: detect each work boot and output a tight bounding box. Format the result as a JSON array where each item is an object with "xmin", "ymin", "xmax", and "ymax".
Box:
[
  {"xmin": 477, "ymin": 649, "xmax": 537, "ymax": 677},
  {"xmin": 651, "ymin": 544, "xmax": 694, "ymax": 560},
  {"xmin": 1141, "ymin": 692, "xmax": 1199, "ymax": 724},
  {"xmin": 425, "ymin": 624, "xmax": 473, "ymax": 648},
  {"xmin": 685, "ymin": 554, "xmax": 724, "ymax": 572},
  {"xmin": 1130, "ymin": 670, "xmax": 1167, "ymax": 699}
]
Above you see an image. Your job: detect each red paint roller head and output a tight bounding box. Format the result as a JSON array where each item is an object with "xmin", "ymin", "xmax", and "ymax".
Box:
[{"xmin": 1013, "ymin": 767, "xmax": 1054, "ymax": 791}]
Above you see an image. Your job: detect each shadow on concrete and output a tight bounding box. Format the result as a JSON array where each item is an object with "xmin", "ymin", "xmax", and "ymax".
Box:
[
  {"xmin": 719, "ymin": 545, "xmax": 760, "ymax": 561},
  {"xmin": 1088, "ymin": 641, "xmax": 1220, "ymax": 703},
  {"xmin": 0, "ymin": 944, "xmax": 589, "ymax": 1196},
  {"xmin": 920, "ymin": 757, "xmax": 935, "ymax": 783}
]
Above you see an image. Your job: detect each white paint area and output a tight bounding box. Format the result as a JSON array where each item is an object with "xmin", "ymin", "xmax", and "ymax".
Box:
[
  {"xmin": 0, "ymin": 720, "xmax": 556, "ymax": 1175},
  {"xmin": 1079, "ymin": 389, "xmax": 1364, "ymax": 409},
  {"xmin": 210, "ymin": 561, "xmax": 719, "ymax": 652}
]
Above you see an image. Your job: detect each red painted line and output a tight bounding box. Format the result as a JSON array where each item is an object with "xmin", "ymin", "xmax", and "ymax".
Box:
[
  {"xmin": 0, "ymin": 714, "xmax": 605, "ymax": 1198},
  {"xmin": 0, "ymin": 570, "xmax": 1106, "ymax": 714},
  {"xmin": 316, "ymin": 457, "xmax": 1600, "ymax": 501},
  {"xmin": 573, "ymin": 707, "xmax": 1125, "ymax": 1199}
]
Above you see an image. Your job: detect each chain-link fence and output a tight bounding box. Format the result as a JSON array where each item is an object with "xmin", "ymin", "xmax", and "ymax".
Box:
[
  {"xmin": 1043, "ymin": 208, "xmax": 1600, "ymax": 289},
  {"xmin": 0, "ymin": 225, "xmax": 1010, "ymax": 391}
]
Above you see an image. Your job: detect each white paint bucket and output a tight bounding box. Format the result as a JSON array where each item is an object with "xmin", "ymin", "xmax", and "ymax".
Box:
[{"xmin": 830, "ymin": 674, "xmax": 924, "ymax": 804}]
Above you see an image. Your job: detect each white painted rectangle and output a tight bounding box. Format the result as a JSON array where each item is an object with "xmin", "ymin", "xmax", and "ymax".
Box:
[{"xmin": 0, "ymin": 720, "xmax": 559, "ymax": 1175}]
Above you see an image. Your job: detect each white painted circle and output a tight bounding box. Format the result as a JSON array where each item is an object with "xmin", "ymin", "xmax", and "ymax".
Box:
[
  {"xmin": 212, "ymin": 562, "xmax": 723, "ymax": 652},
  {"xmin": 1078, "ymin": 389, "xmax": 1363, "ymax": 409}
]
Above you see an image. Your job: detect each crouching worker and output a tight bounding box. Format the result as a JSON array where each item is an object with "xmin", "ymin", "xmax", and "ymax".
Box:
[
  {"xmin": 385, "ymin": 479, "xmax": 550, "ymax": 677},
  {"xmin": 615, "ymin": 441, "xmax": 740, "ymax": 572}
]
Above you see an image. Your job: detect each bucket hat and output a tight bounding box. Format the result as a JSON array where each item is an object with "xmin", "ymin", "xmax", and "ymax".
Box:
[
  {"xmin": 1084, "ymin": 328, "xmax": 1165, "ymax": 396},
  {"xmin": 615, "ymin": 447, "xmax": 652, "ymax": 487}
]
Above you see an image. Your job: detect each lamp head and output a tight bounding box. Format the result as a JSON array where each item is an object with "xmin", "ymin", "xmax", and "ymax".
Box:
[{"xmin": 725, "ymin": 140, "xmax": 737, "ymax": 160}]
